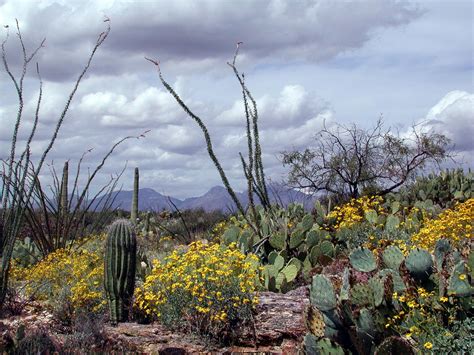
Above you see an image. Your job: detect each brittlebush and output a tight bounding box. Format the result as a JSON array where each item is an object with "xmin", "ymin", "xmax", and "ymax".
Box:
[
  {"xmin": 135, "ymin": 241, "xmax": 261, "ymax": 339},
  {"xmin": 10, "ymin": 247, "xmax": 105, "ymax": 313},
  {"xmin": 327, "ymin": 196, "xmax": 385, "ymax": 230},
  {"xmin": 411, "ymin": 198, "xmax": 474, "ymax": 251}
]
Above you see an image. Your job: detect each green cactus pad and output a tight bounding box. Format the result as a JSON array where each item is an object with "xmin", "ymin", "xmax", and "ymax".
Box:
[
  {"xmin": 269, "ymin": 231, "xmax": 286, "ymax": 250},
  {"xmin": 405, "ymin": 248, "xmax": 433, "ymax": 281},
  {"xmin": 364, "ymin": 209, "xmax": 378, "ymax": 224},
  {"xmin": 267, "ymin": 250, "xmax": 279, "ymax": 265},
  {"xmin": 261, "ymin": 219, "xmax": 270, "ymax": 236},
  {"xmin": 303, "ymin": 333, "xmax": 320, "ymax": 354},
  {"xmin": 368, "ymin": 277, "xmax": 384, "ymax": 307},
  {"xmin": 303, "ymin": 256, "xmax": 312, "ymax": 277},
  {"xmin": 287, "ymin": 257, "xmax": 303, "ymax": 272},
  {"xmin": 302, "ymin": 214, "xmax": 314, "ymax": 231},
  {"xmin": 434, "ymin": 239, "xmax": 451, "ymax": 270},
  {"xmin": 275, "ymin": 272, "xmax": 286, "ymax": 289},
  {"xmin": 385, "ymin": 215, "xmax": 400, "ymax": 232},
  {"xmin": 281, "ymin": 264, "xmax": 298, "ymax": 283},
  {"xmin": 222, "ymin": 226, "xmax": 239, "ymax": 244},
  {"xmin": 272, "ymin": 254, "xmax": 285, "ymax": 271},
  {"xmin": 289, "ymin": 228, "xmax": 305, "ymax": 249},
  {"xmin": 310, "ymin": 245, "xmax": 322, "ymax": 266},
  {"xmin": 315, "ymin": 338, "xmax": 345, "ymax": 355},
  {"xmin": 468, "ymin": 250, "xmax": 474, "ymax": 279},
  {"xmin": 350, "ymin": 247, "xmax": 377, "ymax": 272},
  {"xmin": 306, "ymin": 229, "xmax": 320, "ymax": 248},
  {"xmin": 351, "ymin": 283, "xmax": 375, "ymax": 307},
  {"xmin": 320, "ymin": 240, "xmax": 335, "ymax": 258},
  {"xmin": 382, "ymin": 245, "xmax": 404, "ymax": 271},
  {"xmin": 310, "ymin": 275, "xmax": 337, "ymax": 311},
  {"xmin": 448, "ymin": 261, "xmax": 473, "ymax": 297},
  {"xmin": 238, "ymin": 230, "xmax": 251, "ymax": 252},
  {"xmin": 377, "ymin": 269, "xmax": 406, "ymax": 293},
  {"xmin": 356, "ymin": 308, "xmax": 375, "ymax": 333},
  {"xmin": 390, "ymin": 201, "xmax": 401, "ymax": 214},
  {"xmin": 314, "ymin": 200, "xmax": 327, "ymax": 219}
]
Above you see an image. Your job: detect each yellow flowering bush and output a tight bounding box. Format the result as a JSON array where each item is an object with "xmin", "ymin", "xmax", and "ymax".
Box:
[
  {"xmin": 411, "ymin": 198, "xmax": 474, "ymax": 250},
  {"xmin": 10, "ymin": 247, "xmax": 105, "ymax": 314},
  {"xmin": 386, "ymin": 287, "xmax": 473, "ymax": 353},
  {"xmin": 135, "ymin": 241, "xmax": 261, "ymax": 339},
  {"xmin": 328, "ymin": 195, "xmax": 385, "ymax": 230}
]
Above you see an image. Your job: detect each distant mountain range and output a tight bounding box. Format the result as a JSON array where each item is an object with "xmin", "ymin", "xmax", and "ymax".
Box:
[{"xmin": 92, "ymin": 183, "xmax": 316, "ymax": 212}]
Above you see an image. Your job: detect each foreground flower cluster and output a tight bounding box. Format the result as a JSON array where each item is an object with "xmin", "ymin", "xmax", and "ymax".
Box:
[
  {"xmin": 135, "ymin": 241, "xmax": 261, "ymax": 337},
  {"xmin": 11, "ymin": 247, "xmax": 105, "ymax": 313}
]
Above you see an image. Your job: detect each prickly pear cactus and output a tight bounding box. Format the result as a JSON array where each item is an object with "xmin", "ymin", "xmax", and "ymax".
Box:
[
  {"xmin": 382, "ymin": 245, "xmax": 404, "ymax": 271},
  {"xmin": 350, "ymin": 247, "xmax": 377, "ymax": 272},
  {"xmin": 104, "ymin": 219, "xmax": 137, "ymax": 325},
  {"xmin": 303, "ymin": 335, "xmax": 345, "ymax": 355},
  {"xmin": 310, "ymin": 275, "xmax": 337, "ymax": 311},
  {"xmin": 434, "ymin": 238, "xmax": 451, "ymax": 270},
  {"xmin": 405, "ymin": 248, "xmax": 433, "ymax": 281}
]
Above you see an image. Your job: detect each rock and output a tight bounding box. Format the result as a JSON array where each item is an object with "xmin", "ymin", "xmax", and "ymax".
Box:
[
  {"xmin": 246, "ymin": 287, "xmax": 309, "ymax": 346},
  {"xmin": 103, "ymin": 287, "xmax": 309, "ymax": 353},
  {"xmin": 1, "ymin": 287, "xmax": 310, "ymax": 353}
]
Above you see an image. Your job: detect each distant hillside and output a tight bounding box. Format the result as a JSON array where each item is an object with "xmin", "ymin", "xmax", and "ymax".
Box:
[{"xmin": 91, "ymin": 183, "xmax": 316, "ymax": 212}]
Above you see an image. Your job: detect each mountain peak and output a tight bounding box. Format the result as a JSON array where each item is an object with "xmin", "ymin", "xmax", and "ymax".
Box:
[{"xmin": 92, "ymin": 184, "xmax": 316, "ymax": 212}]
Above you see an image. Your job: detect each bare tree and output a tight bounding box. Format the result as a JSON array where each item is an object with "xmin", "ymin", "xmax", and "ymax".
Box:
[{"xmin": 281, "ymin": 118, "xmax": 451, "ymax": 199}]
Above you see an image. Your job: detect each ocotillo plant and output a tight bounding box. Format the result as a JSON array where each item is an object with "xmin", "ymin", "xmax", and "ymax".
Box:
[
  {"xmin": 59, "ymin": 161, "xmax": 69, "ymax": 217},
  {"xmin": 0, "ymin": 19, "xmax": 110, "ymax": 309},
  {"xmin": 23, "ymin": 155, "xmax": 131, "ymax": 255},
  {"xmin": 146, "ymin": 43, "xmax": 271, "ymax": 241},
  {"xmin": 131, "ymin": 167, "xmax": 139, "ymax": 224},
  {"xmin": 104, "ymin": 219, "xmax": 137, "ymax": 325}
]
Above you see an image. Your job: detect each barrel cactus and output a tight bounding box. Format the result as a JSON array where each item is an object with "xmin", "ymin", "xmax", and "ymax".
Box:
[{"xmin": 104, "ymin": 219, "xmax": 137, "ymax": 325}]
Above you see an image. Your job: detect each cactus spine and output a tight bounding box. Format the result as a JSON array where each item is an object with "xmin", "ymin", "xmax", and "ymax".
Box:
[
  {"xmin": 104, "ymin": 219, "xmax": 137, "ymax": 325},
  {"xmin": 131, "ymin": 167, "xmax": 139, "ymax": 224}
]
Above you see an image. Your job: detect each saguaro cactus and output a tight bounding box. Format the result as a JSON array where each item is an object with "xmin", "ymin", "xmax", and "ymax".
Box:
[
  {"xmin": 104, "ymin": 219, "xmax": 137, "ymax": 325},
  {"xmin": 131, "ymin": 167, "xmax": 139, "ymax": 224}
]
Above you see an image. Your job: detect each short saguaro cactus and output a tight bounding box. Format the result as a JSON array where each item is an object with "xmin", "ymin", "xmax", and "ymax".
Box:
[{"xmin": 104, "ymin": 219, "xmax": 137, "ymax": 325}]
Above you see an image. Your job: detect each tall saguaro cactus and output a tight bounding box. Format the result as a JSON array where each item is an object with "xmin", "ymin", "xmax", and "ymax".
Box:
[
  {"xmin": 131, "ymin": 167, "xmax": 139, "ymax": 224},
  {"xmin": 104, "ymin": 219, "xmax": 137, "ymax": 325}
]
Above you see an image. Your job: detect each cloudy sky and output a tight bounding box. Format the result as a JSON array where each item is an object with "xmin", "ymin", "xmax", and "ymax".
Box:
[{"xmin": 1, "ymin": 0, "xmax": 472, "ymax": 199}]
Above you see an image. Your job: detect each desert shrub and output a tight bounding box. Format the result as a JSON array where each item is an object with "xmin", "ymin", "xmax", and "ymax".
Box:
[
  {"xmin": 153, "ymin": 208, "xmax": 227, "ymax": 245},
  {"xmin": 10, "ymin": 242, "xmax": 106, "ymax": 319},
  {"xmin": 388, "ymin": 287, "xmax": 473, "ymax": 353},
  {"xmin": 62, "ymin": 311, "xmax": 107, "ymax": 352},
  {"xmin": 411, "ymin": 198, "xmax": 474, "ymax": 251},
  {"xmin": 13, "ymin": 328, "xmax": 59, "ymax": 355},
  {"xmin": 327, "ymin": 195, "xmax": 385, "ymax": 231},
  {"xmin": 328, "ymin": 196, "xmax": 443, "ymax": 253},
  {"xmin": 135, "ymin": 241, "xmax": 261, "ymax": 342},
  {"xmin": 0, "ymin": 286, "xmax": 31, "ymax": 317}
]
